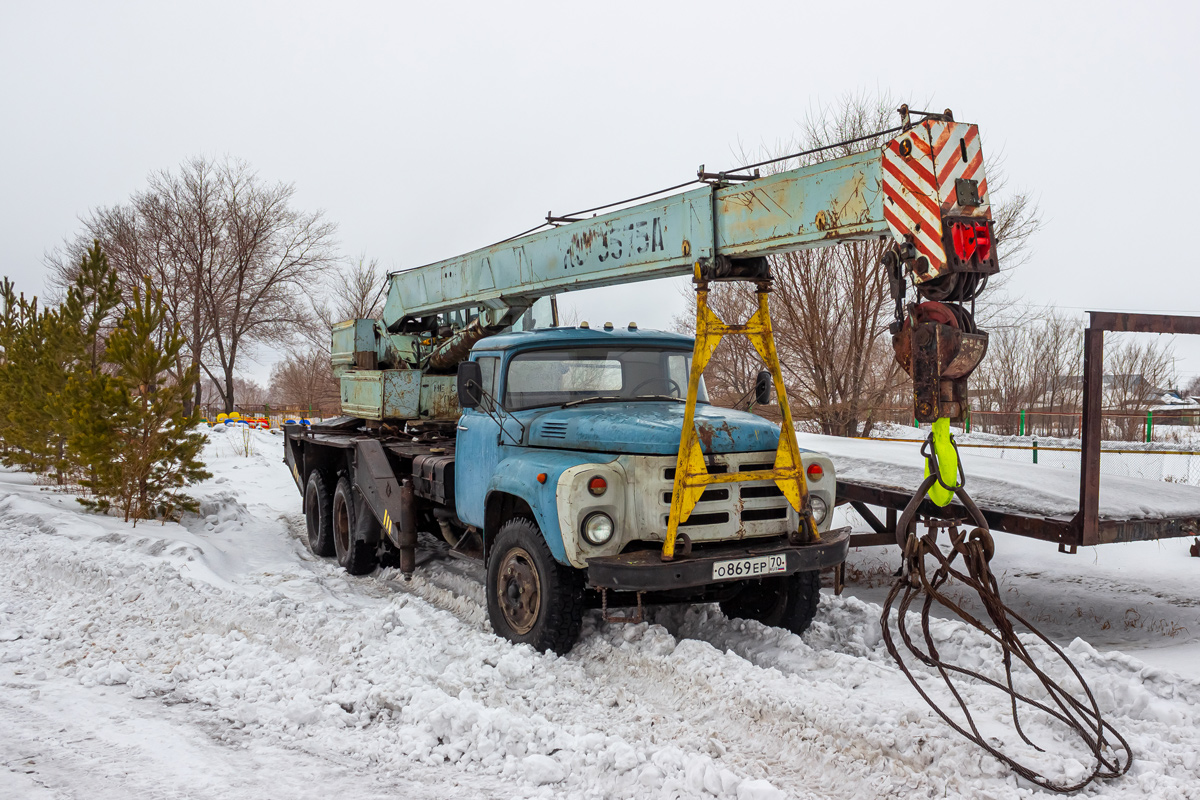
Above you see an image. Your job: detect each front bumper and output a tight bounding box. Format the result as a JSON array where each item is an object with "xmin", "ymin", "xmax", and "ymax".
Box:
[{"xmin": 585, "ymin": 526, "xmax": 850, "ymax": 592}]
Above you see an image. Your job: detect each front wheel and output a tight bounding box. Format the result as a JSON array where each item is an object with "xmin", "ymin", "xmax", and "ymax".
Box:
[
  {"xmin": 486, "ymin": 518, "xmax": 585, "ymax": 654},
  {"xmin": 719, "ymin": 570, "xmax": 822, "ymax": 636}
]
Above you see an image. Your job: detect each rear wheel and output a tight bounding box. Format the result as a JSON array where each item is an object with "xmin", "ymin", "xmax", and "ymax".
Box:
[
  {"xmin": 486, "ymin": 518, "xmax": 585, "ymax": 654},
  {"xmin": 332, "ymin": 477, "xmax": 379, "ymax": 575},
  {"xmin": 720, "ymin": 570, "xmax": 822, "ymax": 636},
  {"xmin": 304, "ymin": 470, "xmax": 335, "ymax": 557}
]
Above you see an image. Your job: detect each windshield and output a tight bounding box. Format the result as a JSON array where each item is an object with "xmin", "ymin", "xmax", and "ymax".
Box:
[{"xmin": 504, "ymin": 347, "xmax": 709, "ymax": 411}]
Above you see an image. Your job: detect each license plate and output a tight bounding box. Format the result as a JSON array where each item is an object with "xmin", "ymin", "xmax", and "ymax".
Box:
[{"xmin": 712, "ymin": 554, "xmax": 787, "ymax": 581}]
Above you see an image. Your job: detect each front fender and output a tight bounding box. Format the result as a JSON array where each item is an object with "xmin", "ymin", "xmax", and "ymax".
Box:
[{"xmin": 486, "ymin": 449, "xmax": 619, "ymax": 565}]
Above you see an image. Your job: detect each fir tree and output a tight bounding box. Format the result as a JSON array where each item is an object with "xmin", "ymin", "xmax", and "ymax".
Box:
[{"xmin": 100, "ymin": 279, "xmax": 210, "ymax": 522}]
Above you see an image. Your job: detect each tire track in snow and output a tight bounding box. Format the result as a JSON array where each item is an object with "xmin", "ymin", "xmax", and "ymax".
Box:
[{"xmin": 6, "ymin": 490, "xmax": 1200, "ymax": 798}]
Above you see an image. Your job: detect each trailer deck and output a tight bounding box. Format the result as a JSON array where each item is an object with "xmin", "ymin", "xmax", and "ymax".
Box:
[{"xmin": 800, "ymin": 433, "xmax": 1200, "ymax": 551}]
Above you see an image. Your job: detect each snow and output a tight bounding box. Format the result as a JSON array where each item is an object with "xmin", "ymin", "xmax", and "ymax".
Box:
[
  {"xmin": 0, "ymin": 425, "xmax": 1198, "ymax": 798},
  {"xmin": 799, "ymin": 431, "xmax": 1200, "ymax": 519}
]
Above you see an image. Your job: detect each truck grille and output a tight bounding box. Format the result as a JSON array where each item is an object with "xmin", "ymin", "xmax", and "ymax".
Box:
[{"xmin": 658, "ymin": 453, "xmax": 792, "ymax": 538}]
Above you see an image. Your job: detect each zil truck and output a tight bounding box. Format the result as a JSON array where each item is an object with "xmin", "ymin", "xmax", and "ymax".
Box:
[{"xmin": 284, "ymin": 110, "xmax": 1000, "ymax": 653}]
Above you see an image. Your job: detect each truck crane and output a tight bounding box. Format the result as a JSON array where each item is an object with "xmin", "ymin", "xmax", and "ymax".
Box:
[{"xmin": 283, "ymin": 107, "xmax": 999, "ymax": 654}]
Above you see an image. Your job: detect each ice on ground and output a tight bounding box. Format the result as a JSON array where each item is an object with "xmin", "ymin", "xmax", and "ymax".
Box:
[{"xmin": 0, "ymin": 425, "xmax": 1198, "ymax": 798}]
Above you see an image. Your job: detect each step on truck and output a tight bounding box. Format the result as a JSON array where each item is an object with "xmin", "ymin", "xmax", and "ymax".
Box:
[{"xmin": 284, "ymin": 110, "xmax": 1001, "ymax": 653}]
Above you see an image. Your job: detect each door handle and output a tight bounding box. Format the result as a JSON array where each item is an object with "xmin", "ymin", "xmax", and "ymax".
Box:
[{"xmin": 456, "ymin": 424, "xmax": 469, "ymax": 431}]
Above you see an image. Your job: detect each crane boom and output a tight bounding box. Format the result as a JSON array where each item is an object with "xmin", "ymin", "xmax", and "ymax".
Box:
[
  {"xmin": 384, "ymin": 149, "xmax": 884, "ymax": 328},
  {"xmin": 382, "ymin": 115, "xmax": 996, "ymax": 336},
  {"xmin": 335, "ymin": 113, "xmax": 999, "ymax": 429}
]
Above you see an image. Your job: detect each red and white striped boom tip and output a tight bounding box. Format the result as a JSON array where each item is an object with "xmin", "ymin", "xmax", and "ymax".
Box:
[{"xmin": 882, "ymin": 119, "xmax": 992, "ymax": 282}]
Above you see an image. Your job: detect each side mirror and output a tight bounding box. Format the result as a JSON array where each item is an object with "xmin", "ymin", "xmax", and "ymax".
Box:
[
  {"xmin": 457, "ymin": 361, "xmax": 483, "ymax": 409},
  {"xmin": 754, "ymin": 370, "xmax": 772, "ymax": 406}
]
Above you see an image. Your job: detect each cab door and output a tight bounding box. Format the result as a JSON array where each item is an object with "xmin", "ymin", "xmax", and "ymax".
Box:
[{"xmin": 454, "ymin": 355, "xmax": 506, "ymax": 527}]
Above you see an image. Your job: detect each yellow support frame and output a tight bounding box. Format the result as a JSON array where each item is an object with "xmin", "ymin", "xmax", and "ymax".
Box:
[{"xmin": 663, "ymin": 272, "xmax": 820, "ymax": 560}]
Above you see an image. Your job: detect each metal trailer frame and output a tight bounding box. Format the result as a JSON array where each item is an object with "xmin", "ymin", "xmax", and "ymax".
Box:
[{"xmin": 837, "ymin": 312, "xmax": 1200, "ymax": 553}]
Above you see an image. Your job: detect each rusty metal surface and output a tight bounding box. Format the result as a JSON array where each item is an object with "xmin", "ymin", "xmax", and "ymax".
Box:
[
  {"xmin": 427, "ymin": 319, "xmax": 500, "ymax": 372},
  {"xmin": 838, "ymin": 480, "xmax": 1069, "ymax": 545},
  {"xmin": 1077, "ymin": 328, "xmax": 1104, "ymax": 547},
  {"xmin": 838, "ymin": 479, "xmax": 1200, "ymax": 547},
  {"xmin": 588, "ymin": 527, "xmax": 849, "ymax": 592},
  {"xmin": 895, "ymin": 317, "xmax": 986, "ymax": 423},
  {"xmin": 419, "ymin": 374, "xmax": 460, "ymax": 420},
  {"xmin": 1088, "ymin": 311, "xmax": 1200, "ymax": 335},
  {"xmin": 339, "ymin": 370, "xmax": 459, "ymax": 421},
  {"xmin": 331, "ymin": 319, "xmax": 379, "ymax": 377}
]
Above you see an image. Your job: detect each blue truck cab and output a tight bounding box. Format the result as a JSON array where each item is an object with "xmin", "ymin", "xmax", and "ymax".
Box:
[{"xmin": 452, "ymin": 325, "xmax": 848, "ymax": 652}]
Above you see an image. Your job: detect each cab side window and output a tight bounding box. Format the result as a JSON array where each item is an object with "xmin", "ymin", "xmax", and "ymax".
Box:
[{"xmin": 477, "ymin": 356, "xmax": 499, "ymax": 411}]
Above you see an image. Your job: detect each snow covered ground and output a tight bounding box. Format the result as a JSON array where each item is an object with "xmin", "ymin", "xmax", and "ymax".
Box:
[
  {"xmin": 2, "ymin": 426, "xmax": 1199, "ymax": 799},
  {"xmin": 797, "ymin": 432, "xmax": 1200, "ymax": 520}
]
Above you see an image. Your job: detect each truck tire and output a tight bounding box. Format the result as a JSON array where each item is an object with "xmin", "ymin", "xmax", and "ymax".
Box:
[
  {"xmin": 332, "ymin": 477, "xmax": 379, "ymax": 576},
  {"xmin": 486, "ymin": 518, "xmax": 585, "ymax": 654},
  {"xmin": 720, "ymin": 570, "xmax": 822, "ymax": 636},
  {"xmin": 304, "ymin": 470, "xmax": 335, "ymax": 557}
]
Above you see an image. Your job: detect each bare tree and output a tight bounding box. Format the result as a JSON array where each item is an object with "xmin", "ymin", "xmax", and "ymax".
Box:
[
  {"xmin": 307, "ymin": 254, "xmax": 386, "ymax": 352},
  {"xmin": 972, "ymin": 307, "xmax": 1082, "ymax": 435},
  {"xmin": 200, "ymin": 161, "xmax": 336, "ymax": 412},
  {"xmin": 48, "ymin": 160, "xmax": 227, "ymax": 413},
  {"xmin": 201, "ymin": 375, "xmax": 270, "ymax": 413},
  {"xmin": 50, "ymin": 157, "xmax": 338, "ymax": 414},
  {"xmin": 1105, "ymin": 334, "xmax": 1175, "ymax": 439},
  {"xmin": 269, "ymin": 348, "xmax": 339, "ymax": 413}
]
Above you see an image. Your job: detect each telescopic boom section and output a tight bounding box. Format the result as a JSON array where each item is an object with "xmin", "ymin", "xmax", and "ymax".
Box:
[{"xmin": 382, "ymin": 116, "xmax": 996, "ymax": 335}]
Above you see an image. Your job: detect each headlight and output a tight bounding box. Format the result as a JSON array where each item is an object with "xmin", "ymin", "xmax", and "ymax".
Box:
[
  {"xmin": 809, "ymin": 496, "xmax": 828, "ymax": 526},
  {"xmin": 582, "ymin": 512, "xmax": 614, "ymax": 545}
]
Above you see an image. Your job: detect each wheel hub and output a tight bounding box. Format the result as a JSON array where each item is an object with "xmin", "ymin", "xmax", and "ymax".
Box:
[
  {"xmin": 334, "ymin": 500, "xmax": 350, "ymax": 555},
  {"xmin": 497, "ymin": 547, "xmax": 541, "ymax": 635}
]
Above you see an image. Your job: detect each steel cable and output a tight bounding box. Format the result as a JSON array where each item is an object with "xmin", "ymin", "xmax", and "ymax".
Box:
[{"xmin": 882, "ymin": 525, "xmax": 1133, "ymax": 792}]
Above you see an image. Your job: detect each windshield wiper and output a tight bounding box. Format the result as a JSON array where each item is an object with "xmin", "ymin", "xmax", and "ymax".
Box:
[
  {"xmin": 632, "ymin": 394, "xmax": 687, "ymax": 403},
  {"xmin": 561, "ymin": 395, "xmax": 623, "ymax": 408}
]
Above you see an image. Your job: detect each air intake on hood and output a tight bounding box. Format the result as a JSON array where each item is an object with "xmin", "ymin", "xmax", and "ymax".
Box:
[{"xmin": 539, "ymin": 421, "xmax": 568, "ymax": 439}]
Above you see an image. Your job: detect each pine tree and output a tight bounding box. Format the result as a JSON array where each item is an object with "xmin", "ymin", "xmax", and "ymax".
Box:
[
  {"xmin": 62, "ymin": 241, "xmax": 122, "ymax": 374},
  {"xmin": 63, "ymin": 242, "xmax": 125, "ymax": 493},
  {"xmin": 0, "ymin": 278, "xmax": 17, "ymax": 452},
  {"xmin": 100, "ymin": 279, "xmax": 210, "ymax": 523},
  {"xmin": 2, "ymin": 246, "xmax": 211, "ymax": 516},
  {"xmin": 1, "ymin": 243, "xmax": 124, "ymax": 484},
  {"xmin": 0, "ymin": 294, "xmax": 77, "ymax": 481}
]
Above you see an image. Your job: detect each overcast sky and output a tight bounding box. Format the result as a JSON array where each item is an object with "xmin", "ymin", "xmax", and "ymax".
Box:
[{"xmin": 3, "ymin": 1, "xmax": 1198, "ymax": 384}]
